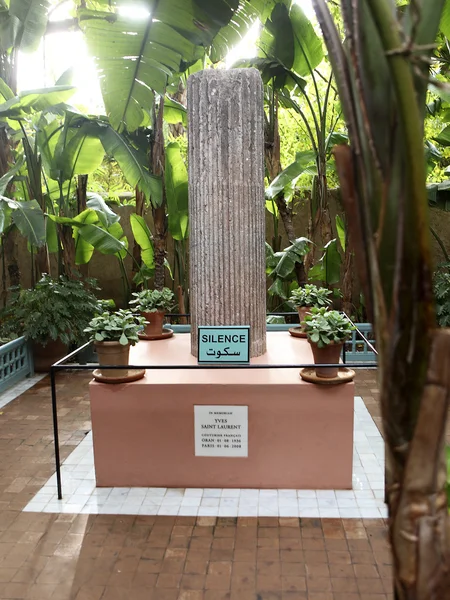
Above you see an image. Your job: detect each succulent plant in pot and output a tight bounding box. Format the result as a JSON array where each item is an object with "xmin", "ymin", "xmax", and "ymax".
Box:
[
  {"xmin": 289, "ymin": 284, "xmax": 332, "ymax": 329},
  {"xmin": 84, "ymin": 309, "xmax": 147, "ymax": 380},
  {"xmin": 129, "ymin": 287, "xmax": 176, "ymax": 337},
  {"xmin": 302, "ymin": 308, "xmax": 355, "ymax": 378}
]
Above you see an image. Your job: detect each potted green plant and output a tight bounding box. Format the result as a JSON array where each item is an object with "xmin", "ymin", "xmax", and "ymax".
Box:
[
  {"xmin": 289, "ymin": 284, "xmax": 332, "ymax": 330},
  {"xmin": 2, "ymin": 275, "xmax": 101, "ymax": 372},
  {"xmin": 129, "ymin": 287, "xmax": 176, "ymax": 338},
  {"xmin": 84, "ymin": 309, "xmax": 147, "ymax": 382},
  {"xmin": 302, "ymin": 308, "xmax": 355, "ymax": 378}
]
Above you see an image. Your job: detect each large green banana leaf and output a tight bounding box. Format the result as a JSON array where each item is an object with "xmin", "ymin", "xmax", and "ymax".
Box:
[
  {"xmin": 78, "ymin": 0, "xmax": 276, "ymax": 132},
  {"xmin": 164, "ymin": 97, "xmax": 187, "ymax": 126},
  {"xmin": 265, "ymin": 150, "xmax": 316, "ymax": 199},
  {"xmin": 51, "ymin": 115, "xmax": 105, "ymax": 181},
  {"xmin": 0, "ymin": 199, "xmax": 11, "ymax": 234},
  {"xmin": 258, "ymin": 2, "xmax": 323, "ymax": 82},
  {"xmin": 0, "ymin": 85, "xmax": 76, "ymax": 119},
  {"xmin": 97, "ymin": 123, "xmax": 162, "ymax": 206},
  {"xmin": 37, "ymin": 111, "xmax": 161, "ymax": 206},
  {"xmin": 165, "ymin": 142, "xmax": 188, "ymax": 241},
  {"xmin": 0, "ymin": 0, "xmax": 49, "ymax": 52},
  {"xmin": 0, "ymin": 196, "xmax": 46, "ymax": 246},
  {"xmin": 308, "ymin": 239, "xmax": 341, "ymax": 285},
  {"xmin": 0, "ymin": 156, "xmax": 24, "ymax": 195},
  {"xmin": 50, "ymin": 209, "xmax": 128, "ymax": 259},
  {"xmin": 86, "ymin": 193, "xmax": 120, "ymax": 228},
  {"xmin": 130, "ymin": 213, "xmax": 154, "ymax": 269}
]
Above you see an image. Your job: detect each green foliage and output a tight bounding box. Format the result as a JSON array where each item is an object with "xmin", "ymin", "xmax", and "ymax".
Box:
[
  {"xmin": 302, "ymin": 307, "xmax": 355, "ymax": 349},
  {"xmin": 266, "ymin": 315, "xmax": 286, "ymax": 324},
  {"xmin": 2, "ymin": 274, "xmax": 101, "ymax": 346},
  {"xmin": 84, "ymin": 309, "xmax": 146, "ymax": 346},
  {"xmin": 129, "ymin": 288, "xmax": 176, "ymax": 313},
  {"xmin": 0, "ymin": 84, "xmax": 75, "ymax": 120},
  {"xmin": 308, "ymin": 239, "xmax": 342, "ymax": 285},
  {"xmin": 1, "ymin": 0, "xmax": 50, "ymax": 52},
  {"xmin": 78, "ymin": 0, "xmax": 271, "ymax": 132},
  {"xmin": 0, "ymin": 197, "xmax": 46, "ymax": 246},
  {"xmin": 88, "ymin": 158, "xmax": 134, "ymax": 202},
  {"xmin": 266, "ymin": 237, "xmax": 311, "ymax": 300},
  {"xmin": 165, "ymin": 142, "xmax": 189, "ymax": 240},
  {"xmin": 289, "ymin": 284, "xmax": 332, "ymax": 308},
  {"xmin": 265, "ymin": 150, "xmax": 316, "ymax": 200},
  {"xmin": 433, "ymin": 263, "xmax": 450, "ymax": 326},
  {"xmin": 130, "ymin": 214, "xmax": 155, "ymax": 271}
]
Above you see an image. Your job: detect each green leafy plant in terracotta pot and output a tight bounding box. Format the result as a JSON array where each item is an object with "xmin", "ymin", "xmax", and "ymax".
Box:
[
  {"xmin": 289, "ymin": 284, "xmax": 332, "ymax": 330},
  {"xmin": 84, "ymin": 309, "xmax": 147, "ymax": 380},
  {"xmin": 1, "ymin": 275, "xmax": 101, "ymax": 372},
  {"xmin": 302, "ymin": 308, "xmax": 355, "ymax": 378},
  {"xmin": 129, "ymin": 287, "xmax": 176, "ymax": 337}
]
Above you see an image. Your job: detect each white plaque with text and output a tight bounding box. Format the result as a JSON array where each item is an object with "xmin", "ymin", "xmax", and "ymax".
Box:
[{"xmin": 194, "ymin": 406, "xmax": 248, "ymax": 457}]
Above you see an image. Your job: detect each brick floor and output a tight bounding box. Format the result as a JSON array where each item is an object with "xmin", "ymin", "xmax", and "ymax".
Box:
[{"xmin": 0, "ymin": 370, "xmax": 400, "ymax": 598}]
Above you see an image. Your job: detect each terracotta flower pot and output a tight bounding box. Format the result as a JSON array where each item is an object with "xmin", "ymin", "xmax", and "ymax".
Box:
[
  {"xmin": 32, "ymin": 339, "xmax": 69, "ymax": 372},
  {"xmin": 94, "ymin": 341, "xmax": 130, "ymax": 379},
  {"xmin": 142, "ymin": 310, "xmax": 165, "ymax": 336},
  {"xmin": 297, "ymin": 306, "xmax": 313, "ymax": 331},
  {"xmin": 308, "ymin": 340, "xmax": 343, "ymax": 378}
]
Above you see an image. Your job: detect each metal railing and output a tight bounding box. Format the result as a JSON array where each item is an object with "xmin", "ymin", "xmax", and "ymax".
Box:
[{"xmin": 49, "ymin": 318, "xmax": 377, "ymax": 500}]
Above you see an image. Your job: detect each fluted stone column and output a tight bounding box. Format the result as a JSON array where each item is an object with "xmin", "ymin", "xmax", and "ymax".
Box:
[{"xmin": 188, "ymin": 68, "xmax": 266, "ymax": 357}]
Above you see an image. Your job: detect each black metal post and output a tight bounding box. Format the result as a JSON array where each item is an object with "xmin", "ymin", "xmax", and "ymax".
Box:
[{"xmin": 50, "ymin": 367, "xmax": 63, "ymax": 500}]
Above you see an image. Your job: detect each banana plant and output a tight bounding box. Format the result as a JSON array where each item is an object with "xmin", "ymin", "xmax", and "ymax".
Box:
[
  {"xmin": 77, "ymin": 0, "xmax": 277, "ymax": 133},
  {"xmin": 76, "ymin": 0, "xmax": 278, "ymax": 290},
  {"xmin": 165, "ymin": 140, "xmax": 189, "ymax": 315},
  {"xmin": 312, "ymin": 0, "xmax": 449, "ymax": 596},
  {"xmin": 239, "ymin": 1, "xmax": 342, "ymax": 269},
  {"xmin": 266, "ymin": 237, "xmax": 312, "ymax": 309}
]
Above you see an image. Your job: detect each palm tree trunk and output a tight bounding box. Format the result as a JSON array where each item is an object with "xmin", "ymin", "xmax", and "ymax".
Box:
[
  {"xmin": 264, "ymin": 90, "xmax": 296, "ymax": 244},
  {"xmin": 77, "ymin": 175, "xmax": 89, "ymax": 278},
  {"xmin": 311, "ymin": 1, "xmax": 450, "ymax": 595},
  {"xmin": 387, "ymin": 329, "xmax": 450, "ymax": 599}
]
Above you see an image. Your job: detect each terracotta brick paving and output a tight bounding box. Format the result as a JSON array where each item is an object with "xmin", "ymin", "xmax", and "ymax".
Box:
[{"xmin": 0, "ymin": 370, "xmax": 400, "ymax": 599}]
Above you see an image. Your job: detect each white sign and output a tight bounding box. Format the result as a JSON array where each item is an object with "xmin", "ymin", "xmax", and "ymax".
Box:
[{"xmin": 194, "ymin": 405, "xmax": 248, "ymax": 457}]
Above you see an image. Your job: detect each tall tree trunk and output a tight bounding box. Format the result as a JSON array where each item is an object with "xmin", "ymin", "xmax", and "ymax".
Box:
[
  {"xmin": 264, "ymin": 90, "xmax": 296, "ymax": 244},
  {"xmin": 3, "ymin": 231, "xmax": 20, "ymax": 288},
  {"xmin": 387, "ymin": 329, "xmax": 450, "ymax": 599},
  {"xmin": 77, "ymin": 175, "xmax": 89, "ymax": 278},
  {"xmin": 176, "ymin": 284, "xmax": 187, "ymax": 324},
  {"xmin": 76, "ymin": 175, "xmax": 88, "ymax": 213},
  {"xmin": 57, "ymin": 225, "xmax": 76, "ymax": 280},
  {"xmin": 35, "ymin": 244, "xmax": 51, "ymax": 277},
  {"xmin": 342, "ymin": 222, "xmax": 354, "ymax": 317},
  {"xmin": 0, "ymin": 128, "xmax": 21, "ymax": 292},
  {"xmin": 169, "ymin": 80, "xmax": 186, "ymax": 138},
  {"xmin": 311, "ymin": 1, "xmax": 450, "ymax": 595},
  {"xmin": 304, "ymin": 158, "xmax": 333, "ymax": 275},
  {"xmin": 151, "ymin": 96, "xmax": 167, "ymax": 291}
]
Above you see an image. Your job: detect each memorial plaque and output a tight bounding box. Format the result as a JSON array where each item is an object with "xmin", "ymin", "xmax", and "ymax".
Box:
[
  {"xmin": 194, "ymin": 405, "xmax": 248, "ymax": 457},
  {"xmin": 197, "ymin": 326, "xmax": 250, "ymax": 363}
]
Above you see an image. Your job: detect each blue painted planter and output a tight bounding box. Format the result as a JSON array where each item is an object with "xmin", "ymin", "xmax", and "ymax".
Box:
[{"xmin": 0, "ymin": 337, "xmax": 34, "ymax": 394}]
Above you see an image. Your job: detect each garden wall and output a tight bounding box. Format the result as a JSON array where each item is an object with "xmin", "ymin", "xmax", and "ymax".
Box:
[{"xmin": 2, "ymin": 197, "xmax": 450, "ymax": 309}]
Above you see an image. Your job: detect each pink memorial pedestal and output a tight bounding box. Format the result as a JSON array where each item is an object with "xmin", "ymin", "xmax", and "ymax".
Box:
[{"xmin": 88, "ymin": 332, "xmax": 354, "ymax": 489}]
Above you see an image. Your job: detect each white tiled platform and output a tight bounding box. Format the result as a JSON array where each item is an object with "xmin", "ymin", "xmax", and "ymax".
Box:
[{"xmin": 24, "ymin": 396, "xmax": 387, "ymax": 518}]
